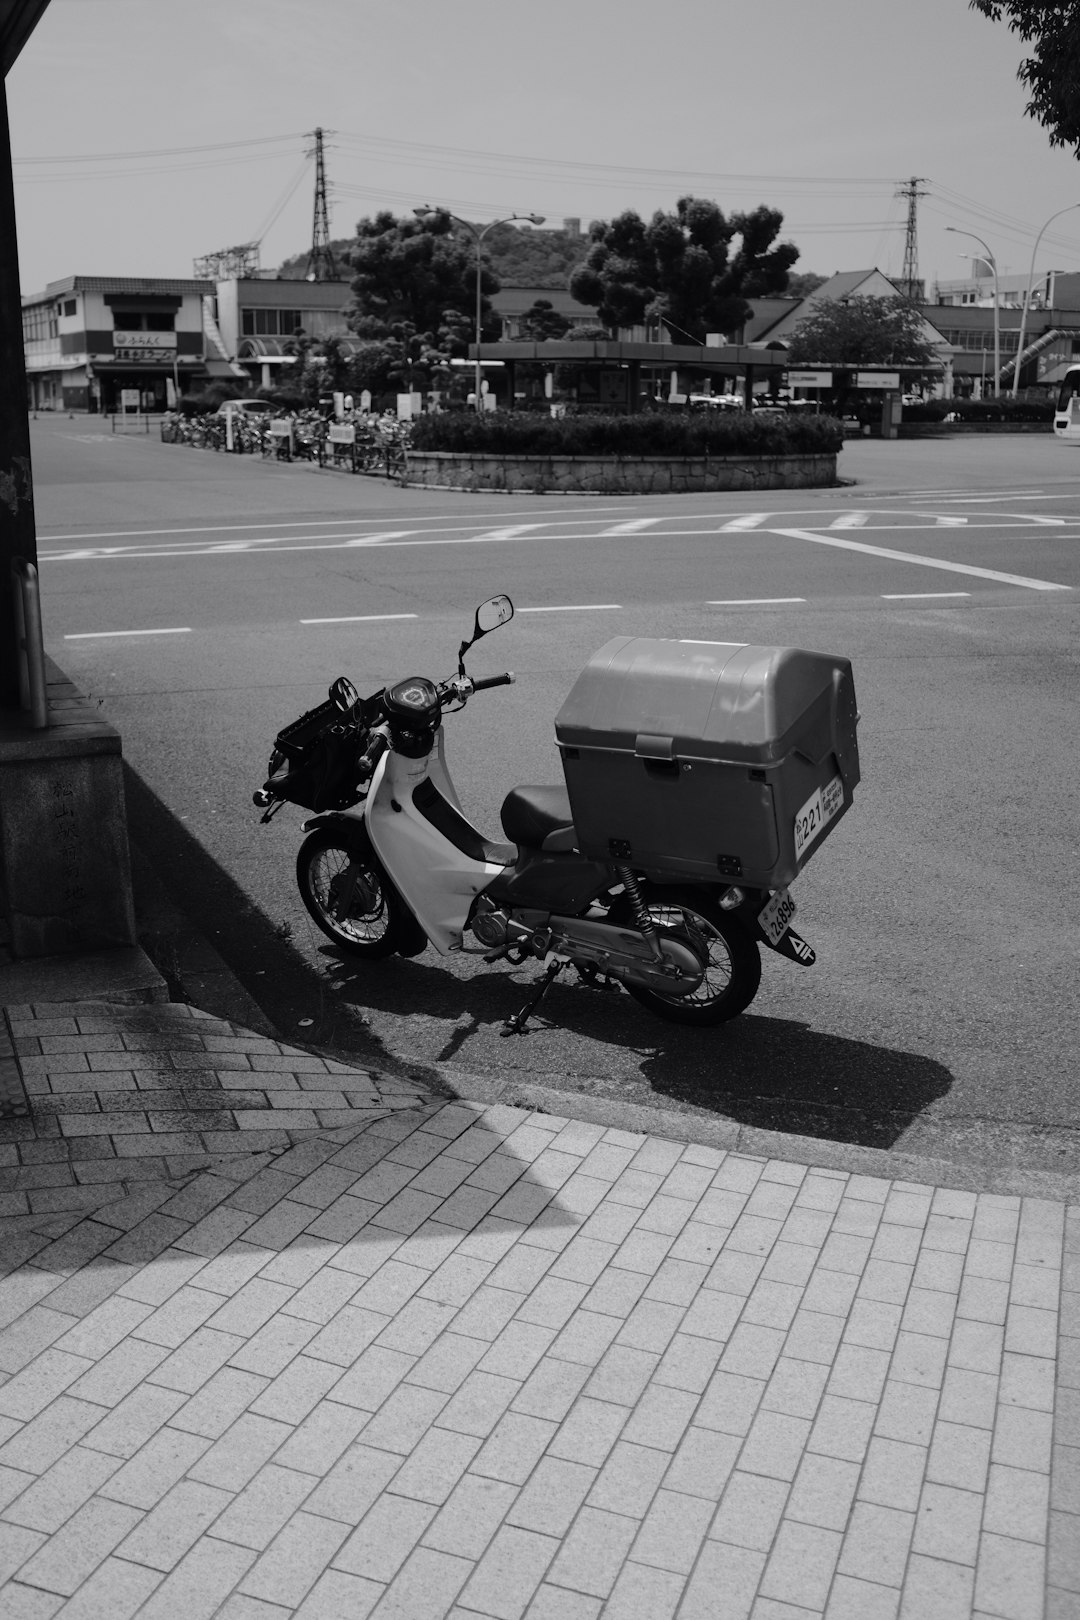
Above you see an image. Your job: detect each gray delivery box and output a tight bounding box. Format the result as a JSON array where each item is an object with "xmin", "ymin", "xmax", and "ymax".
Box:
[{"xmin": 555, "ymin": 636, "xmax": 860, "ymax": 889}]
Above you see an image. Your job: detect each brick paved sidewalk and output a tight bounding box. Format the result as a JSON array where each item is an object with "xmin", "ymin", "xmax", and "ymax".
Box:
[
  {"xmin": 0, "ymin": 1000, "xmax": 427, "ymax": 1216},
  {"xmin": 0, "ymin": 1032, "xmax": 1076, "ymax": 1620}
]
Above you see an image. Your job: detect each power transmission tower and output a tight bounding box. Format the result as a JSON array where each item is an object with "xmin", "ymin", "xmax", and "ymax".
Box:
[
  {"xmin": 305, "ymin": 128, "xmax": 337, "ymax": 281},
  {"xmin": 896, "ymin": 177, "xmax": 929, "ymax": 301}
]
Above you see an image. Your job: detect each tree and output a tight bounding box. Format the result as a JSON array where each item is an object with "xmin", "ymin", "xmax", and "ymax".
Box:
[
  {"xmin": 970, "ymin": 2, "xmax": 1080, "ymax": 150},
  {"xmin": 569, "ymin": 197, "xmax": 799, "ymax": 343},
  {"xmin": 786, "ymin": 271, "xmax": 828, "ymax": 298},
  {"xmin": 517, "ymin": 299, "xmax": 572, "ymax": 341},
  {"xmin": 345, "ymin": 210, "xmax": 500, "ymax": 347},
  {"xmin": 785, "ymin": 295, "xmax": 939, "ymax": 367}
]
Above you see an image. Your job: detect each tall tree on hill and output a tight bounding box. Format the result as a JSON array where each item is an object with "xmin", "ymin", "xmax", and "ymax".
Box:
[
  {"xmin": 970, "ymin": 2, "xmax": 1080, "ymax": 150},
  {"xmin": 569, "ymin": 197, "xmax": 799, "ymax": 343}
]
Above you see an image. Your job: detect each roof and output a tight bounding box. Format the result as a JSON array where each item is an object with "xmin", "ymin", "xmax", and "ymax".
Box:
[
  {"xmin": 477, "ymin": 338, "xmax": 789, "ymax": 372},
  {"xmin": 24, "ymin": 275, "xmax": 212, "ymax": 305},
  {"xmin": 745, "ymin": 268, "xmax": 951, "ymax": 358}
]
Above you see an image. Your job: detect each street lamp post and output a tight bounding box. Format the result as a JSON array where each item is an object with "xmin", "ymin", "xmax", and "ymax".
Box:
[
  {"xmin": 946, "ymin": 227, "xmax": 1000, "ymax": 399},
  {"xmin": 415, "ymin": 207, "xmax": 544, "ymax": 409},
  {"xmin": 1011, "ymin": 201, "xmax": 1080, "ymax": 397}
]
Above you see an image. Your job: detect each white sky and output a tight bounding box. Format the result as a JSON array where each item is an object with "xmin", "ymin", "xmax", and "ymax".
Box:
[{"xmin": 10, "ymin": 0, "xmax": 1080, "ymax": 298}]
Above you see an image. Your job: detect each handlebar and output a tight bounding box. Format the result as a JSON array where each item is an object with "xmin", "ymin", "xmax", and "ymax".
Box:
[
  {"xmin": 470, "ymin": 671, "xmax": 515, "ymax": 692},
  {"xmin": 355, "ymin": 728, "xmax": 389, "ymax": 782}
]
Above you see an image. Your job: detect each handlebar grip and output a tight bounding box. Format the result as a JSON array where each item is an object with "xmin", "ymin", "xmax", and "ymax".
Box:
[
  {"xmin": 471, "ymin": 672, "xmax": 515, "ymax": 691},
  {"xmin": 356, "ymin": 731, "xmax": 389, "ymax": 782}
]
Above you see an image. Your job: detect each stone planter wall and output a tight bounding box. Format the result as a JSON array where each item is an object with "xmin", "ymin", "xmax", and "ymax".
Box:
[{"xmin": 403, "ymin": 450, "xmax": 838, "ymax": 495}]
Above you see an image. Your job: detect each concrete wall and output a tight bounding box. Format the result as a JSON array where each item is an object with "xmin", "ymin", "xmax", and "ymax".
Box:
[
  {"xmin": 403, "ymin": 450, "xmax": 838, "ymax": 494},
  {"xmin": 0, "ymin": 661, "xmax": 136, "ymax": 959}
]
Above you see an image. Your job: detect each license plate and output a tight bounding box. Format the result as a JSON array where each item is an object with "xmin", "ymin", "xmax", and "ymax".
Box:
[
  {"xmin": 758, "ymin": 888, "xmax": 797, "ymax": 945},
  {"xmin": 793, "ymin": 773, "xmax": 844, "ymax": 861}
]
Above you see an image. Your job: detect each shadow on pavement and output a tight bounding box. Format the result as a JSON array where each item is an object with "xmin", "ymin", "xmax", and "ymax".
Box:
[{"xmin": 317, "ymin": 947, "xmax": 954, "ymax": 1153}]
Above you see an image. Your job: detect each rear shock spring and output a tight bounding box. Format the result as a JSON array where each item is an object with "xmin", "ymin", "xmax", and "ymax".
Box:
[{"xmin": 615, "ymin": 865, "xmax": 666, "ymax": 963}]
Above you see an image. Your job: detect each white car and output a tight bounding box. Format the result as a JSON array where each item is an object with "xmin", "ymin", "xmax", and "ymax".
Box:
[{"xmin": 215, "ymin": 400, "xmax": 274, "ymax": 419}]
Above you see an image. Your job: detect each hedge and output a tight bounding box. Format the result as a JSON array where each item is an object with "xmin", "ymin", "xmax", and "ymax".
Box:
[
  {"xmin": 409, "ymin": 409, "xmax": 845, "ymax": 457},
  {"xmin": 903, "ymin": 399, "xmax": 1054, "ymax": 424}
]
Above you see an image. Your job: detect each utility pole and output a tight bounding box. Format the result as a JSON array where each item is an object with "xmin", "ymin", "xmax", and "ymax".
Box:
[
  {"xmin": 305, "ymin": 128, "xmax": 337, "ymax": 281},
  {"xmin": 896, "ymin": 176, "xmax": 929, "ymax": 302}
]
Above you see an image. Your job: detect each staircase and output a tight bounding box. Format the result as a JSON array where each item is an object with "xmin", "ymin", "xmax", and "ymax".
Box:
[
  {"xmin": 998, "ymin": 326, "xmax": 1063, "ymax": 385},
  {"xmin": 202, "ymin": 298, "xmax": 247, "ymax": 378}
]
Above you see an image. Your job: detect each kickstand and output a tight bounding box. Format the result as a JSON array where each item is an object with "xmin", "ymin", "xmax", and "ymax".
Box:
[{"xmin": 501, "ymin": 958, "xmax": 565, "ymax": 1037}]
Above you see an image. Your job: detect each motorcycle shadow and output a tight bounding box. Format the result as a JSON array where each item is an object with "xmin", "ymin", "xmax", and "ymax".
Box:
[{"xmin": 316, "ymin": 946, "xmax": 953, "ymax": 1151}]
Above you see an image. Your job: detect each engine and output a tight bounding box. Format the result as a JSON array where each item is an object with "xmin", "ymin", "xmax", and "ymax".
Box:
[{"xmin": 469, "ymin": 896, "xmax": 520, "ymax": 949}]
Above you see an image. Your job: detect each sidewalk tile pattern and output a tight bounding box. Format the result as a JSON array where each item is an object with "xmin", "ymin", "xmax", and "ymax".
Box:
[
  {"xmin": 0, "ymin": 1003, "xmax": 424, "ymax": 1210},
  {"xmin": 0, "ymin": 1074, "xmax": 1069, "ymax": 1617}
]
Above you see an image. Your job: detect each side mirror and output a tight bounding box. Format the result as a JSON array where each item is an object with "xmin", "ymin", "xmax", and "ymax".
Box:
[
  {"xmin": 459, "ymin": 595, "xmax": 514, "ymax": 672},
  {"xmin": 330, "ymin": 676, "xmax": 359, "ymax": 714},
  {"xmin": 475, "ymin": 595, "xmax": 514, "ymax": 636}
]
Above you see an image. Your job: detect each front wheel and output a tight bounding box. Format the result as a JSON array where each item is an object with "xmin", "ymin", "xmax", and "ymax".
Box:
[
  {"xmin": 296, "ymin": 824, "xmax": 405, "ymax": 958},
  {"xmin": 612, "ymin": 887, "xmax": 761, "ymax": 1026}
]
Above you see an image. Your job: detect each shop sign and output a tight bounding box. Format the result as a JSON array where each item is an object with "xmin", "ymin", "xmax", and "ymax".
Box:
[
  {"xmin": 328, "ymin": 424, "xmax": 355, "ymax": 445},
  {"xmin": 788, "ymin": 370, "xmax": 832, "ymax": 387},
  {"xmin": 114, "ymin": 347, "xmax": 176, "ymax": 362},
  {"xmin": 113, "ymin": 330, "xmax": 177, "ymax": 349},
  {"xmin": 856, "ymin": 371, "xmax": 900, "ymax": 389}
]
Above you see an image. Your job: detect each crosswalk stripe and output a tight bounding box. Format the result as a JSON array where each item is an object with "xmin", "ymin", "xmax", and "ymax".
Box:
[
  {"xmin": 773, "ymin": 527, "xmax": 1072, "ymax": 592},
  {"xmin": 600, "ymin": 518, "xmax": 663, "ymax": 535},
  {"xmin": 719, "ymin": 513, "xmax": 768, "ymax": 530},
  {"xmin": 829, "ymin": 512, "xmax": 869, "ymax": 529}
]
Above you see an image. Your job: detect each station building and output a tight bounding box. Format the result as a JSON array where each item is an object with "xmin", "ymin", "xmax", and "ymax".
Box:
[{"xmin": 21, "ymin": 275, "xmax": 229, "ymax": 412}]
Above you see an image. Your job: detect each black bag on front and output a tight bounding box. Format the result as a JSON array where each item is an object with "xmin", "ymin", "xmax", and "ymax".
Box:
[{"xmin": 262, "ymin": 698, "xmax": 363, "ymax": 812}]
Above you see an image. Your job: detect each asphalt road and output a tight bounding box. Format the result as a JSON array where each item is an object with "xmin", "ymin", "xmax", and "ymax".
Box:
[{"xmin": 27, "ymin": 415, "xmax": 1080, "ymax": 1174}]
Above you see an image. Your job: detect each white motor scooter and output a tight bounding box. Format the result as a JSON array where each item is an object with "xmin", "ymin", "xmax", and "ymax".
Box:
[{"xmin": 254, "ymin": 596, "xmax": 841, "ymax": 1035}]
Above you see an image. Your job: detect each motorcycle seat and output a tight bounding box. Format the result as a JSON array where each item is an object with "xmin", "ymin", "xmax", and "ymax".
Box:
[{"xmin": 501, "ymin": 784, "xmax": 578, "ymax": 852}]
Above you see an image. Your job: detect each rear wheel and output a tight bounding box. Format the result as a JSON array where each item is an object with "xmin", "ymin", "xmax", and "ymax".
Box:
[
  {"xmin": 296, "ymin": 825, "xmax": 404, "ymax": 958},
  {"xmin": 612, "ymin": 888, "xmax": 761, "ymax": 1025}
]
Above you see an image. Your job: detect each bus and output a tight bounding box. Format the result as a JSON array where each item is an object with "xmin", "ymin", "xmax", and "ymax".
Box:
[{"xmin": 1053, "ymin": 365, "xmax": 1080, "ymax": 441}]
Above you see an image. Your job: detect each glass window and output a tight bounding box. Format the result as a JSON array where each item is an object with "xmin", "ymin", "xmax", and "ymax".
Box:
[
  {"xmin": 114, "ymin": 313, "xmax": 144, "ymax": 330},
  {"xmin": 279, "ymin": 310, "xmax": 302, "ymax": 334},
  {"xmin": 242, "ymin": 309, "xmax": 255, "ymax": 334},
  {"xmin": 146, "ymin": 313, "xmax": 174, "ymax": 331},
  {"xmin": 63, "ymin": 299, "xmax": 76, "ymax": 317}
]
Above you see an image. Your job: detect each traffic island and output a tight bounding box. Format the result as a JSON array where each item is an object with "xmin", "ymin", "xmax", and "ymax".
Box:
[{"xmin": 403, "ymin": 448, "xmax": 839, "ymax": 493}]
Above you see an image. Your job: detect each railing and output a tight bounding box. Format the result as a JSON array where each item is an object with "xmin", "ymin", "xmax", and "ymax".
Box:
[
  {"xmin": 11, "ymin": 558, "xmax": 48, "ymax": 729},
  {"xmin": 108, "ymin": 412, "xmax": 153, "ymax": 435}
]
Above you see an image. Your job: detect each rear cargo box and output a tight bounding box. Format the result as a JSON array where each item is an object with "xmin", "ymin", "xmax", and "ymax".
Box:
[{"xmin": 555, "ymin": 636, "xmax": 859, "ymax": 889}]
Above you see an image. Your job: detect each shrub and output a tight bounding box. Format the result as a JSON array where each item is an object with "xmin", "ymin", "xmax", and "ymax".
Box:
[
  {"xmin": 903, "ymin": 398, "xmax": 1053, "ymax": 424},
  {"xmin": 409, "ymin": 409, "xmax": 843, "ymax": 457}
]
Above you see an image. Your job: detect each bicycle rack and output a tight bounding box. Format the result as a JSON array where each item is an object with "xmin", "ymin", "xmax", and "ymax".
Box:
[{"xmin": 11, "ymin": 558, "xmax": 48, "ymax": 728}]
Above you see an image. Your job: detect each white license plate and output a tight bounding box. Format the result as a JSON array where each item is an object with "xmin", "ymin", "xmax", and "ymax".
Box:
[
  {"xmin": 758, "ymin": 888, "xmax": 797, "ymax": 945},
  {"xmin": 793, "ymin": 773, "xmax": 844, "ymax": 861}
]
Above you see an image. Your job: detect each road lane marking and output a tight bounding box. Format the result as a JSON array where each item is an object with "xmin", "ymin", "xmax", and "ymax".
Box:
[
  {"xmin": 829, "ymin": 512, "xmax": 869, "ymax": 528},
  {"xmin": 64, "ymin": 627, "xmax": 192, "ymax": 639},
  {"xmin": 300, "ymin": 613, "xmax": 418, "ymax": 625},
  {"xmin": 518, "ymin": 604, "xmax": 622, "ymax": 613},
  {"xmin": 707, "ymin": 597, "xmax": 806, "ymax": 605},
  {"xmin": 36, "ymin": 505, "xmax": 629, "ymax": 545},
  {"xmin": 772, "ymin": 527, "xmax": 1073, "ymax": 592},
  {"xmin": 720, "ymin": 513, "xmax": 768, "ymax": 530},
  {"xmin": 600, "ymin": 518, "xmax": 663, "ymax": 535},
  {"xmin": 935, "ymin": 516, "xmax": 967, "ymax": 526},
  {"xmin": 882, "ymin": 591, "xmax": 971, "ymax": 600}
]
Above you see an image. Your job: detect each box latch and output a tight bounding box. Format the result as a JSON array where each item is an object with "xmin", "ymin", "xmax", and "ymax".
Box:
[{"xmin": 634, "ymin": 734, "xmax": 679, "ymax": 779}]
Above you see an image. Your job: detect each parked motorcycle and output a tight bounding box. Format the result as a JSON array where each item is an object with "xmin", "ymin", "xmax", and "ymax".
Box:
[{"xmin": 253, "ymin": 597, "xmax": 859, "ymax": 1035}]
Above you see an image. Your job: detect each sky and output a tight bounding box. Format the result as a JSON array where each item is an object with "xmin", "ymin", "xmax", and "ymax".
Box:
[{"xmin": 10, "ymin": 0, "xmax": 1080, "ymax": 300}]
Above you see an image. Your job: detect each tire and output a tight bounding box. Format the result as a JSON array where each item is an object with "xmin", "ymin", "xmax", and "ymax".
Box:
[
  {"xmin": 296, "ymin": 824, "xmax": 404, "ymax": 958},
  {"xmin": 612, "ymin": 886, "xmax": 761, "ymax": 1026}
]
